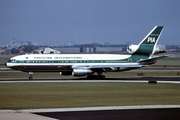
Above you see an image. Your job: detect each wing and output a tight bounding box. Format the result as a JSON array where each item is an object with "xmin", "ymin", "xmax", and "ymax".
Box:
[{"xmin": 72, "ymin": 63, "xmax": 143, "ymax": 73}]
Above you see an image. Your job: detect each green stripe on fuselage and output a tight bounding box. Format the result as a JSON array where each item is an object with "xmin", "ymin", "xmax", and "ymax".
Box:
[{"xmin": 11, "ymin": 59, "xmax": 129, "ymax": 64}]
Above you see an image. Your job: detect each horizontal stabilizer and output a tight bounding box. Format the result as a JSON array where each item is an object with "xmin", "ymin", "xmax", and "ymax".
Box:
[{"xmin": 138, "ymin": 55, "xmax": 169, "ymax": 65}]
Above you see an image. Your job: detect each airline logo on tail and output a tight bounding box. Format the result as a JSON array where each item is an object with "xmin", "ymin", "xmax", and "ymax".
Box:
[{"xmin": 147, "ymin": 37, "xmax": 156, "ymax": 43}]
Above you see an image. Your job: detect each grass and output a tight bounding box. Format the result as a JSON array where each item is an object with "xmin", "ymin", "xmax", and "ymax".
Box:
[
  {"xmin": 0, "ymin": 72, "xmax": 76, "ymax": 79},
  {"xmin": 0, "ymin": 82, "xmax": 180, "ymax": 109},
  {"xmin": 154, "ymin": 57, "xmax": 180, "ymax": 67}
]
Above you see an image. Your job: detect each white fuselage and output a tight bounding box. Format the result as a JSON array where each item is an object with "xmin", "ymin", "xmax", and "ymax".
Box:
[{"xmin": 6, "ymin": 54, "xmax": 140, "ymax": 72}]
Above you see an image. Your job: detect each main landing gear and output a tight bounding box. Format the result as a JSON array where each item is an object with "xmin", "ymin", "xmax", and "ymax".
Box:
[
  {"xmin": 29, "ymin": 72, "xmax": 33, "ymax": 80},
  {"xmin": 87, "ymin": 75, "xmax": 105, "ymax": 79},
  {"xmin": 87, "ymin": 70, "xmax": 106, "ymax": 79}
]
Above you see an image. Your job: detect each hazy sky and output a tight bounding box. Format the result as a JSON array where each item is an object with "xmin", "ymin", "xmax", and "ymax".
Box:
[{"xmin": 0, "ymin": 0, "xmax": 180, "ymax": 46}]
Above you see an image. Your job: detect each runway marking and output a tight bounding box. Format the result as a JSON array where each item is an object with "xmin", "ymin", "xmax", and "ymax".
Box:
[
  {"xmin": 1, "ymin": 105, "xmax": 180, "ymax": 113},
  {"xmin": 0, "ymin": 80, "xmax": 180, "ymax": 84}
]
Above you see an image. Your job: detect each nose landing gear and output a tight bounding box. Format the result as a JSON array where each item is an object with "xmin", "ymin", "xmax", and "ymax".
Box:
[{"xmin": 28, "ymin": 72, "xmax": 33, "ymax": 80}]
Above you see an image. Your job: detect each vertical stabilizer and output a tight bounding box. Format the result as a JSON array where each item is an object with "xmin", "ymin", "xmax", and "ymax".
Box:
[{"xmin": 133, "ymin": 26, "xmax": 163, "ymax": 56}]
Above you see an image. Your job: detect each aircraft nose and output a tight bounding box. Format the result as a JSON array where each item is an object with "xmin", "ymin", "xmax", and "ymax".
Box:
[{"xmin": 5, "ymin": 63, "xmax": 7, "ymax": 66}]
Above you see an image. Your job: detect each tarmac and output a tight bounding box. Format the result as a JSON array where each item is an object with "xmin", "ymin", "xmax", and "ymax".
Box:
[
  {"xmin": 0, "ymin": 112, "xmax": 57, "ymax": 120},
  {"xmin": 1, "ymin": 105, "xmax": 180, "ymax": 120}
]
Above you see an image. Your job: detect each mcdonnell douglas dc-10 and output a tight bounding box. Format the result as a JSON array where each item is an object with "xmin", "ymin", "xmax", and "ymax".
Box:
[{"xmin": 6, "ymin": 26, "xmax": 167, "ymax": 79}]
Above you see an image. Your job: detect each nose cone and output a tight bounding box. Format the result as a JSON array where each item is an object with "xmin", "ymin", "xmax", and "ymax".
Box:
[{"xmin": 5, "ymin": 63, "xmax": 7, "ymax": 66}]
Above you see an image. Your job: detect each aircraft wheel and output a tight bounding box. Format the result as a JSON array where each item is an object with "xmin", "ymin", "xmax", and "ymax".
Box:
[
  {"xmin": 87, "ymin": 75, "xmax": 96, "ymax": 79},
  {"xmin": 97, "ymin": 75, "xmax": 105, "ymax": 79},
  {"xmin": 87, "ymin": 75, "xmax": 91, "ymax": 79},
  {"xmin": 29, "ymin": 77, "xmax": 33, "ymax": 80},
  {"xmin": 101, "ymin": 75, "xmax": 105, "ymax": 79}
]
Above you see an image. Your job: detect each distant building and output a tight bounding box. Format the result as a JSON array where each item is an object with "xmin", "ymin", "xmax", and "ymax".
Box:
[
  {"xmin": 55, "ymin": 48, "xmax": 80, "ymax": 54},
  {"xmin": 80, "ymin": 44, "xmax": 95, "ymax": 53},
  {"xmin": 32, "ymin": 47, "xmax": 60, "ymax": 54},
  {"xmin": 104, "ymin": 42, "xmax": 110, "ymax": 46},
  {"xmin": 95, "ymin": 47, "xmax": 123, "ymax": 53},
  {"xmin": 156, "ymin": 45, "xmax": 166, "ymax": 53},
  {"xmin": 0, "ymin": 49, "xmax": 5, "ymax": 54},
  {"xmin": 0, "ymin": 48, "xmax": 10, "ymax": 54},
  {"xmin": 157, "ymin": 45, "xmax": 166, "ymax": 50},
  {"xmin": 12, "ymin": 41, "xmax": 32, "ymax": 48}
]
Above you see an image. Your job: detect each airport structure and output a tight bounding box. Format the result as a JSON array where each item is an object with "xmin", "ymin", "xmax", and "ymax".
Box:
[
  {"xmin": 12, "ymin": 41, "xmax": 32, "ymax": 48},
  {"xmin": 32, "ymin": 47, "xmax": 60, "ymax": 54},
  {"xmin": 55, "ymin": 47, "xmax": 80, "ymax": 54},
  {"xmin": 80, "ymin": 44, "xmax": 95, "ymax": 53},
  {"xmin": 95, "ymin": 47, "xmax": 123, "ymax": 53},
  {"xmin": 32, "ymin": 46, "xmax": 124, "ymax": 54}
]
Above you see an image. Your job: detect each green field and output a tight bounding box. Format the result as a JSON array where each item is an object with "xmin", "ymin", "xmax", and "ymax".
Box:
[
  {"xmin": 0, "ymin": 82, "xmax": 180, "ymax": 109},
  {"xmin": 154, "ymin": 57, "xmax": 180, "ymax": 67}
]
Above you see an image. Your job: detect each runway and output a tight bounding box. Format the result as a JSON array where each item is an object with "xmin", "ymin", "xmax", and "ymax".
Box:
[
  {"xmin": 36, "ymin": 107, "xmax": 180, "ymax": 120},
  {"xmin": 1, "ymin": 105, "xmax": 180, "ymax": 120},
  {"xmin": 1, "ymin": 76, "xmax": 180, "ymax": 84}
]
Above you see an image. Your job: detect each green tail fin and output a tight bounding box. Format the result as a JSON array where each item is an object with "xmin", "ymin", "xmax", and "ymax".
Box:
[{"xmin": 133, "ymin": 26, "xmax": 163, "ymax": 56}]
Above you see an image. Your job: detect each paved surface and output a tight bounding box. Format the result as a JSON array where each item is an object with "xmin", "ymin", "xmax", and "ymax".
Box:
[
  {"xmin": 1, "ymin": 105, "xmax": 180, "ymax": 120},
  {"xmin": 0, "ymin": 113, "xmax": 57, "ymax": 120},
  {"xmin": 1, "ymin": 76, "xmax": 180, "ymax": 84},
  {"xmin": 36, "ymin": 108, "xmax": 180, "ymax": 120}
]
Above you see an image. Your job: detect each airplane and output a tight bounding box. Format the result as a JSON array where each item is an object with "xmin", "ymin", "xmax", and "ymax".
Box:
[{"xmin": 5, "ymin": 26, "xmax": 167, "ymax": 80}]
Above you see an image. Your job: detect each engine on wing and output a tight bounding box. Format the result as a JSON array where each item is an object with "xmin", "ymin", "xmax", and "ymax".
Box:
[
  {"xmin": 127, "ymin": 45, "xmax": 166, "ymax": 55},
  {"xmin": 72, "ymin": 68, "xmax": 92, "ymax": 76}
]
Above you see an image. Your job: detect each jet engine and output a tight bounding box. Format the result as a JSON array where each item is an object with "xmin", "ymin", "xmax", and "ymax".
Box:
[
  {"xmin": 127, "ymin": 45, "xmax": 166, "ymax": 55},
  {"xmin": 72, "ymin": 68, "xmax": 92, "ymax": 76},
  {"xmin": 127, "ymin": 44, "xmax": 139, "ymax": 54}
]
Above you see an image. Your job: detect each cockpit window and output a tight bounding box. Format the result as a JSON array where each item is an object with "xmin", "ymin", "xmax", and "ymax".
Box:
[{"xmin": 8, "ymin": 59, "xmax": 16, "ymax": 62}]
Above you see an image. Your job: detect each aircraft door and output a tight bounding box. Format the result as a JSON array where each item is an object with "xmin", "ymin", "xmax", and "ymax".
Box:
[
  {"xmin": 20, "ymin": 60, "xmax": 24, "ymax": 65},
  {"xmin": 49, "ymin": 60, "xmax": 53, "ymax": 65},
  {"xmin": 128, "ymin": 58, "xmax": 132, "ymax": 63},
  {"xmin": 84, "ymin": 60, "xmax": 88, "ymax": 63}
]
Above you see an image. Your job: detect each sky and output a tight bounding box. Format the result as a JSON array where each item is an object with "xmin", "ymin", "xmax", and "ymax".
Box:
[{"xmin": 0, "ymin": 0, "xmax": 180, "ymax": 46}]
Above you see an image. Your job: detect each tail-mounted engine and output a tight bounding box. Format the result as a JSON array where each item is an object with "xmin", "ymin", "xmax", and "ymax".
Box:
[{"xmin": 127, "ymin": 45, "xmax": 139, "ymax": 54}]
